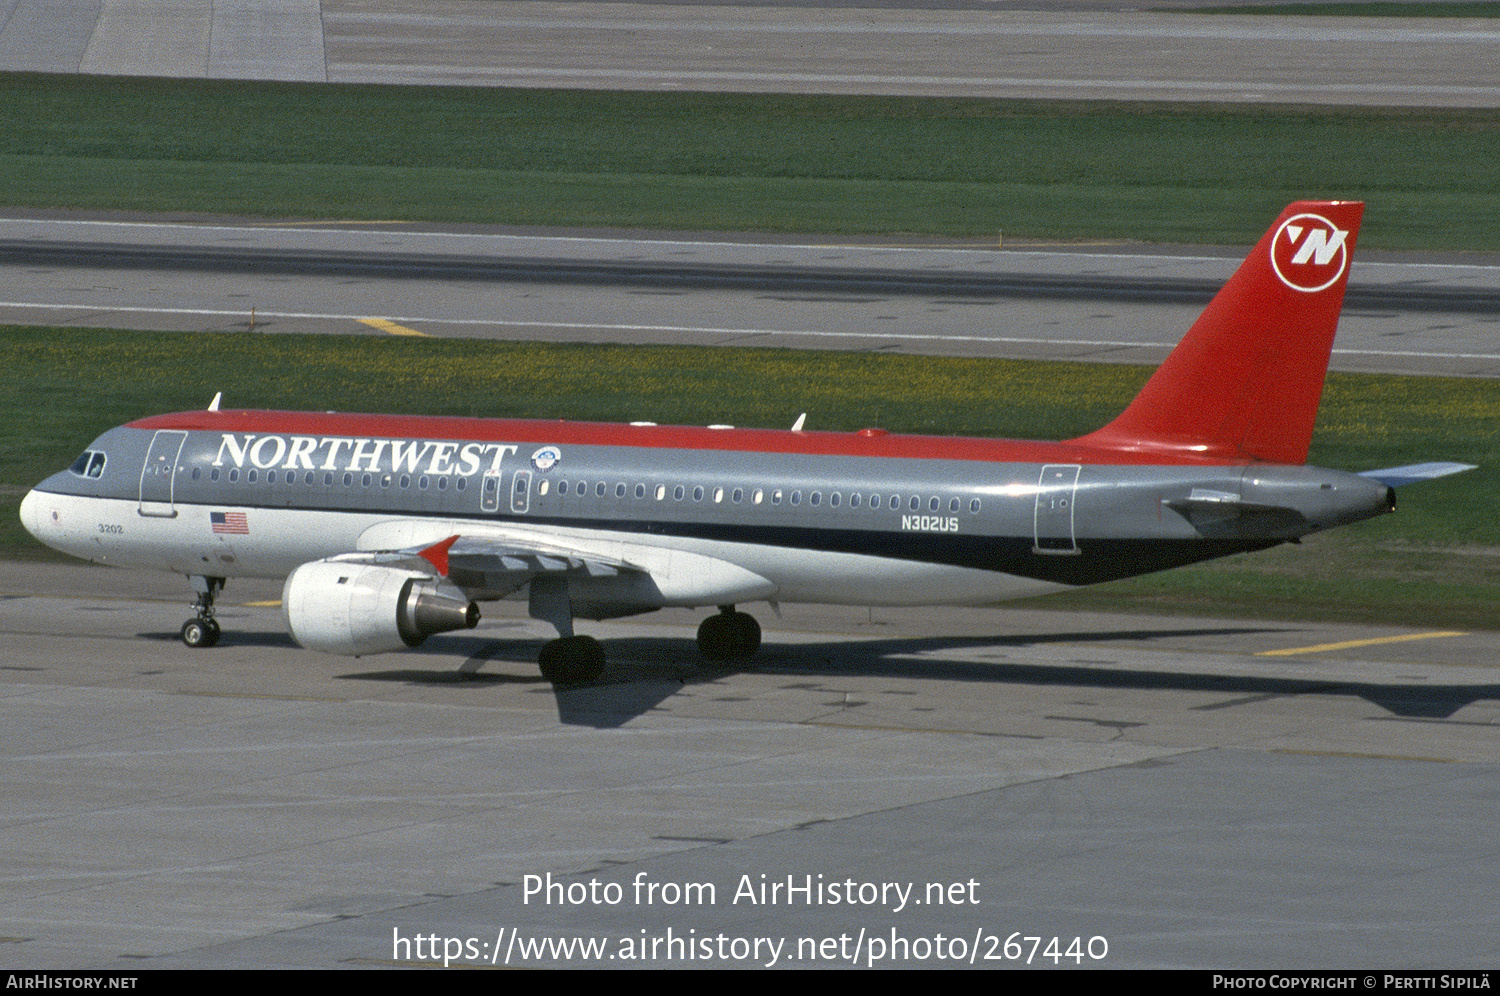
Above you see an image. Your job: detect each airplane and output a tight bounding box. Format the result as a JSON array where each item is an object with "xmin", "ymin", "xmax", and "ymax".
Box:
[{"xmin": 18, "ymin": 201, "xmax": 1475, "ymax": 684}]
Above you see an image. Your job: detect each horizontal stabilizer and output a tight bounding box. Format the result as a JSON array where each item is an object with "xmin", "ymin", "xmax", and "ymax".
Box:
[{"xmin": 1358, "ymin": 462, "xmax": 1477, "ymax": 487}]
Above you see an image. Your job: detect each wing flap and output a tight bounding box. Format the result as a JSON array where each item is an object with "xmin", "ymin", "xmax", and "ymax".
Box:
[{"xmin": 352, "ymin": 520, "xmax": 775, "ymax": 608}]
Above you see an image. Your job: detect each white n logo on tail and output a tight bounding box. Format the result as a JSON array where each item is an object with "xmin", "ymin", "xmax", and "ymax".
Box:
[{"xmin": 1271, "ymin": 213, "xmax": 1351, "ymax": 292}]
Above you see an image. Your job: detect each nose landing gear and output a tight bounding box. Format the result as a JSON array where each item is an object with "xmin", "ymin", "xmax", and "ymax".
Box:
[{"xmin": 180, "ymin": 576, "xmax": 225, "ymax": 648}]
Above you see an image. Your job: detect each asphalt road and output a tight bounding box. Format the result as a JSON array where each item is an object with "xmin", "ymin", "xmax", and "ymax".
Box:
[
  {"xmin": 2, "ymin": 560, "xmax": 1497, "ymax": 969},
  {"xmin": 4, "ymin": 0, "xmax": 1498, "ymax": 106},
  {"xmin": 4, "ymin": 214, "xmax": 1499, "ymax": 376}
]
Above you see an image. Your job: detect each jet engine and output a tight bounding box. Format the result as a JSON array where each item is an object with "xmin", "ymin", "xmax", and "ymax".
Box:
[{"xmin": 283, "ymin": 560, "xmax": 479, "ymax": 656}]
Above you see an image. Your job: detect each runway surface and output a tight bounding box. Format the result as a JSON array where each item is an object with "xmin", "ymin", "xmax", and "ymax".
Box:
[
  {"xmin": 2, "ymin": 561, "xmax": 1497, "ymax": 968},
  {"xmin": 2, "ymin": 0, "xmax": 1499, "ymax": 105},
  {"xmin": 4, "ymin": 214, "xmax": 1499, "ymax": 376}
]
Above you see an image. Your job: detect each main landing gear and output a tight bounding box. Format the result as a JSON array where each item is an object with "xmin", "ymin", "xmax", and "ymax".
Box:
[
  {"xmin": 180, "ymin": 575, "xmax": 225, "ymax": 648},
  {"xmin": 696, "ymin": 606, "xmax": 761, "ymax": 661},
  {"xmin": 529, "ymin": 577, "xmax": 607, "ymax": 686},
  {"xmin": 529, "ymin": 577, "xmax": 764, "ymax": 684}
]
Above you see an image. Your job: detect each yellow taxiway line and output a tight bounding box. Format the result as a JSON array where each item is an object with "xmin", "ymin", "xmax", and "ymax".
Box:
[
  {"xmin": 1255, "ymin": 631, "xmax": 1467, "ymax": 657},
  {"xmin": 358, "ymin": 317, "xmax": 429, "ymax": 337}
]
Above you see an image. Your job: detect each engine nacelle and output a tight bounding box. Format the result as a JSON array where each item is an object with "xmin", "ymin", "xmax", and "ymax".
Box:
[{"xmin": 283, "ymin": 560, "xmax": 479, "ymax": 656}]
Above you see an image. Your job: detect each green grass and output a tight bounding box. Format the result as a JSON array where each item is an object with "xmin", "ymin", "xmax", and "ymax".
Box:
[
  {"xmin": 5, "ymin": 327, "xmax": 1496, "ymax": 628},
  {"xmin": 3, "ymin": 75, "xmax": 1499, "ymax": 247}
]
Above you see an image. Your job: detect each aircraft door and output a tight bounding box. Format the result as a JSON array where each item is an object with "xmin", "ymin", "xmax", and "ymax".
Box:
[
  {"xmin": 510, "ymin": 470, "xmax": 532, "ymax": 514},
  {"xmin": 139, "ymin": 430, "xmax": 187, "ymax": 517},
  {"xmin": 1033, "ymin": 464, "xmax": 1081, "ymax": 554}
]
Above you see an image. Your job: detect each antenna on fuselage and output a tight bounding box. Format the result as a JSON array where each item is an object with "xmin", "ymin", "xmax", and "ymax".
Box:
[
  {"xmin": 791, "ymin": 413, "xmax": 807, "ymax": 432},
  {"xmin": 207, "ymin": 392, "xmax": 222, "ymax": 412}
]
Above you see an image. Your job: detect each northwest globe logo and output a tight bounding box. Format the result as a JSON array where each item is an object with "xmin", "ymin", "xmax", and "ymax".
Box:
[{"xmin": 1270, "ymin": 213, "xmax": 1350, "ymax": 293}]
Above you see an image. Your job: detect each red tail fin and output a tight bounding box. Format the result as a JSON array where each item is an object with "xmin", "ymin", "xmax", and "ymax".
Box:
[{"xmin": 1073, "ymin": 200, "xmax": 1363, "ymax": 464}]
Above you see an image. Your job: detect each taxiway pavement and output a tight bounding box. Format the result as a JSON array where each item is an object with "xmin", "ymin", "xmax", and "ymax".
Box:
[
  {"xmin": 3, "ymin": 0, "xmax": 1499, "ymax": 106},
  {"xmin": 1, "ymin": 561, "xmax": 1496, "ymax": 968},
  {"xmin": 3, "ymin": 214, "xmax": 1498, "ymax": 376}
]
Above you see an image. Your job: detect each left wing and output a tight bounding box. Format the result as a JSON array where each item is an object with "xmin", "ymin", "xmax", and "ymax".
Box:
[{"xmin": 282, "ymin": 521, "xmax": 776, "ymax": 657}]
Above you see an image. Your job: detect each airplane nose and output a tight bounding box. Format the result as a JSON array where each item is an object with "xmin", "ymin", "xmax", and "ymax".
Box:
[{"xmin": 19, "ymin": 489, "xmax": 56, "ymax": 549}]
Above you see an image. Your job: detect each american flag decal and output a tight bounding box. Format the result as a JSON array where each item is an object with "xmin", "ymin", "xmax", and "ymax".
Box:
[{"xmin": 210, "ymin": 511, "xmax": 249, "ymax": 535}]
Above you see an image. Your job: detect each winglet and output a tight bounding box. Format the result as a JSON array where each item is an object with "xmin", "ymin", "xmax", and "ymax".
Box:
[
  {"xmin": 418, "ymin": 535, "xmax": 461, "ymax": 576},
  {"xmin": 208, "ymin": 392, "xmax": 222, "ymax": 412},
  {"xmin": 1072, "ymin": 201, "xmax": 1364, "ymax": 464}
]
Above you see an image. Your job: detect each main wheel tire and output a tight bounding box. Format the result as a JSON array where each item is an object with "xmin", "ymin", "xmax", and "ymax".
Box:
[
  {"xmin": 538, "ymin": 635, "xmax": 606, "ymax": 684},
  {"xmin": 729, "ymin": 611, "xmax": 761, "ymax": 657},
  {"xmin": 696, "ymin": 613, "xmax": 733, "ymax": 660},
  {"xmin": 697, "ymin": 611, "xmax": 760, "ymax": 660}
]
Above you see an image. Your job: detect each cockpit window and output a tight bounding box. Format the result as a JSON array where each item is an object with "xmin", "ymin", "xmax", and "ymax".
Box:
[{"xmin": 69, "ymin": 450, "xmax": 107, "ymax": 479}]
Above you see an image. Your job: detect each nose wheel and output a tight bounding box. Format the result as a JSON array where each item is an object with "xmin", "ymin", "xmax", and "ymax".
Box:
[
  {"xmin": 180, "ymin": 576, "xmax": 225, "ymax": 648},
  {"xmin": 180, "ymin": 616, "xmax": 221, "ymax": 648}
]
